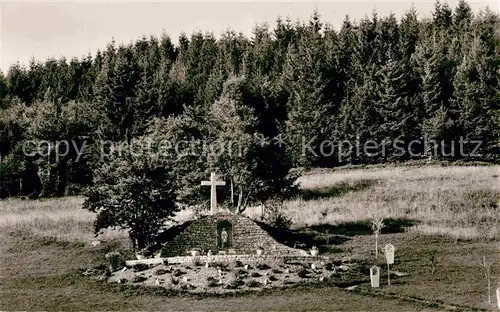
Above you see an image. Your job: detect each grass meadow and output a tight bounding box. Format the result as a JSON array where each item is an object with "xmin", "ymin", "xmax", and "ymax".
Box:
[
  {"xmin": 259, "ymin": 165, "xmax": 499, "ymax": 240},
  {"xmin": 1, "ymin": 164, "xmax": 499, "ymax": 310}
]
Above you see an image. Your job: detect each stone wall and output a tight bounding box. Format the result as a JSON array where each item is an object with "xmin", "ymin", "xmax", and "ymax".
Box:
[
  {"xmin": 125, "ymin": 254, "xmax": 328, "ymax": 267},
  {"xmin": 160, "ymin": 212, "xmax": 307, "ymax": 257}
]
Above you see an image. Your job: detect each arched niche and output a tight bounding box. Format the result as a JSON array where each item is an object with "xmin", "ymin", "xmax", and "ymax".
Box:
[{"xmin": 216, "ymin": 220, "xmax": 233, "ymax": 248}]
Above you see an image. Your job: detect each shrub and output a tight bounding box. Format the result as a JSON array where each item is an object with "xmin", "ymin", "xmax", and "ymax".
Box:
[
  {"xmin": 105, "ymin": 251, "xmax": 124, "ymax": 272},
  {"xmin": 262, "ymin": 199, "xmax": 292, "ymax": 229},
  {"xmin": 83, "ymin": 135, "xmax": 179, "ymax": 250},
  {"xmin": 212, "ymin": 262, "xmax": 229, "ymax": 271}
]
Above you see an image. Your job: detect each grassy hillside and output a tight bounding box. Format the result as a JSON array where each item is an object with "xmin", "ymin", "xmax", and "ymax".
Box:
[
  {"xmin": 2, "ymin": 165, "xmax": 498, "ymax": 244},
  {"xmin": 260, "ymin": 165, "xmax": 499, "ymax": 240}
]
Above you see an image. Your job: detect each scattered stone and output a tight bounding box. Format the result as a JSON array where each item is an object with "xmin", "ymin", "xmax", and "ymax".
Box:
[
  {"xmin": 206, "ymin": 276, "xmax": 219, "ymax": 287},
  {"xmin": 272, "ymin": 268, "xmax": 283, "ymax": 274},
  {"xmin": 172, "ymin": 269, "xmax": 185, "ymax": 277},
  {"xmin": 346, "ymin": 285, "xmax": 359, "ymax": 291},
  {"xmin": 121, "ymin": 267, "xmax": 127, "ymax": 272},
  {"xmin": 392, "ymin": 271, "xmax": 409, "ymax": 277},
  {"xmin": 91, "ymin": 240, "xmax": 101, "ymax": 247},
  {"xmin": 339, "ymin": 265, "xmax": 350, "ymax": 271},
  {"xmin": 182, "ymin": 276, "xmax": 189, "ymax": 283},
  {"xmin": 170, "ymin": 276, "xmax": 179, "ymax": 285},
  {"xmin": 235, "ymin": 269, "xmax": 247, "ymax": 277},
  {"xmin": 327, "ymin": 272, "xmax": 339, "ymax": 280},
  {"xmin": 181, "ymin": 283, "xmax": 195, "ymax": 290},
  {"xmin": 132, "ymin": 263, "xmax": 149, "ymax": 272},
  {"xmin": 225, "ymin": 278, "xmax": 244, "ymax": 290},
  {"xmin": 135, "ymin": 253, "xmax": 146, "ymax": 260},
  {"xmin": 250, "ymin": 272, "xmax": 262, "ymax": 278},
  {"xmin": 154, "ymin": 268, "xmax": 168, "ymax": 276},
  {"xmin": 245, "ymin": 280, "xmax": 262, "ymax": 288},
  {"xmin": 297, "ymin": 268, "xmax": 310, "ymax": 278},
  {"xmin": 81, "ymin": 268, "xmax": 103, "ymax": 277},
  {"xmin": 96, "ymin": 275, "xmax": 107, "ymax": 282}
]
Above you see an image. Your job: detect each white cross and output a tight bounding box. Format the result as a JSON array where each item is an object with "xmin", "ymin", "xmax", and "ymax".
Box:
[{"xmin": 201, "ymin": 172, "xmax": 226, "ymax": 215}]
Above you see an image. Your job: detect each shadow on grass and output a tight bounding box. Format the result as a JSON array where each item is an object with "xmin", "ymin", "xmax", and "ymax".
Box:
[
  {"xmin": 258, "ymin": 218, "xmax": 420, "ymax": 253},
  {"xmin": 300, "ymin": 179, "xmax": 376, "ymax": 201},
  {"xmin": 307, "ymin": 219, "xmax": 420, "ymax": 237},
  {"xmin": 257, "ymin": 221, "xmax": 349, "ymax": 253}
]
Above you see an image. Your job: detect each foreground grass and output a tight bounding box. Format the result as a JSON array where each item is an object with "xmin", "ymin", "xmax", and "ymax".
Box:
[{"xmin": 0, "ymin": 234, "xmax": 446, "ymax": 311}]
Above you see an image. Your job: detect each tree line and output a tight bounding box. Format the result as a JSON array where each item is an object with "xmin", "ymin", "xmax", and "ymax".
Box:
[{"xmin": 0, "ymin": 0, "xmax": 499, "ymax": 202}]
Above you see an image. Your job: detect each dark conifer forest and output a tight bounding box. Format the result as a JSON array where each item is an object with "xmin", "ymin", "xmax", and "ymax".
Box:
[{"xmin": 0, "ymin": 1, "xmax": 499, "ymax": 199}]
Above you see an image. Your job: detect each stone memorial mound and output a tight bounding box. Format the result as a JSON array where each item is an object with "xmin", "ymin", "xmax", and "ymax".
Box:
[
  {"xmin": 153, "ymin": 212, "xmax": 308, "ymax": 258},
  {"xmin": 105, "ymin": 172, "xmax": 357, "ymax": 294}
]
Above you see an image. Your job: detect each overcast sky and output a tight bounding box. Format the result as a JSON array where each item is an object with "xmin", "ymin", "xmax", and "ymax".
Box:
[{"xmin": 1, "ymin": 0, "xmax": 499, "ymax": 71}]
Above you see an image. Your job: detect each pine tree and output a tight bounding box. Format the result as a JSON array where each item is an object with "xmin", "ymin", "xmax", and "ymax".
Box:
[
  {"xmin": 452, "ymin": 35, "xmax": 500, "ymax": 158},
  {"xmin": 107, "ymin": 45, "xmax": 139, "ymax": 141}
]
